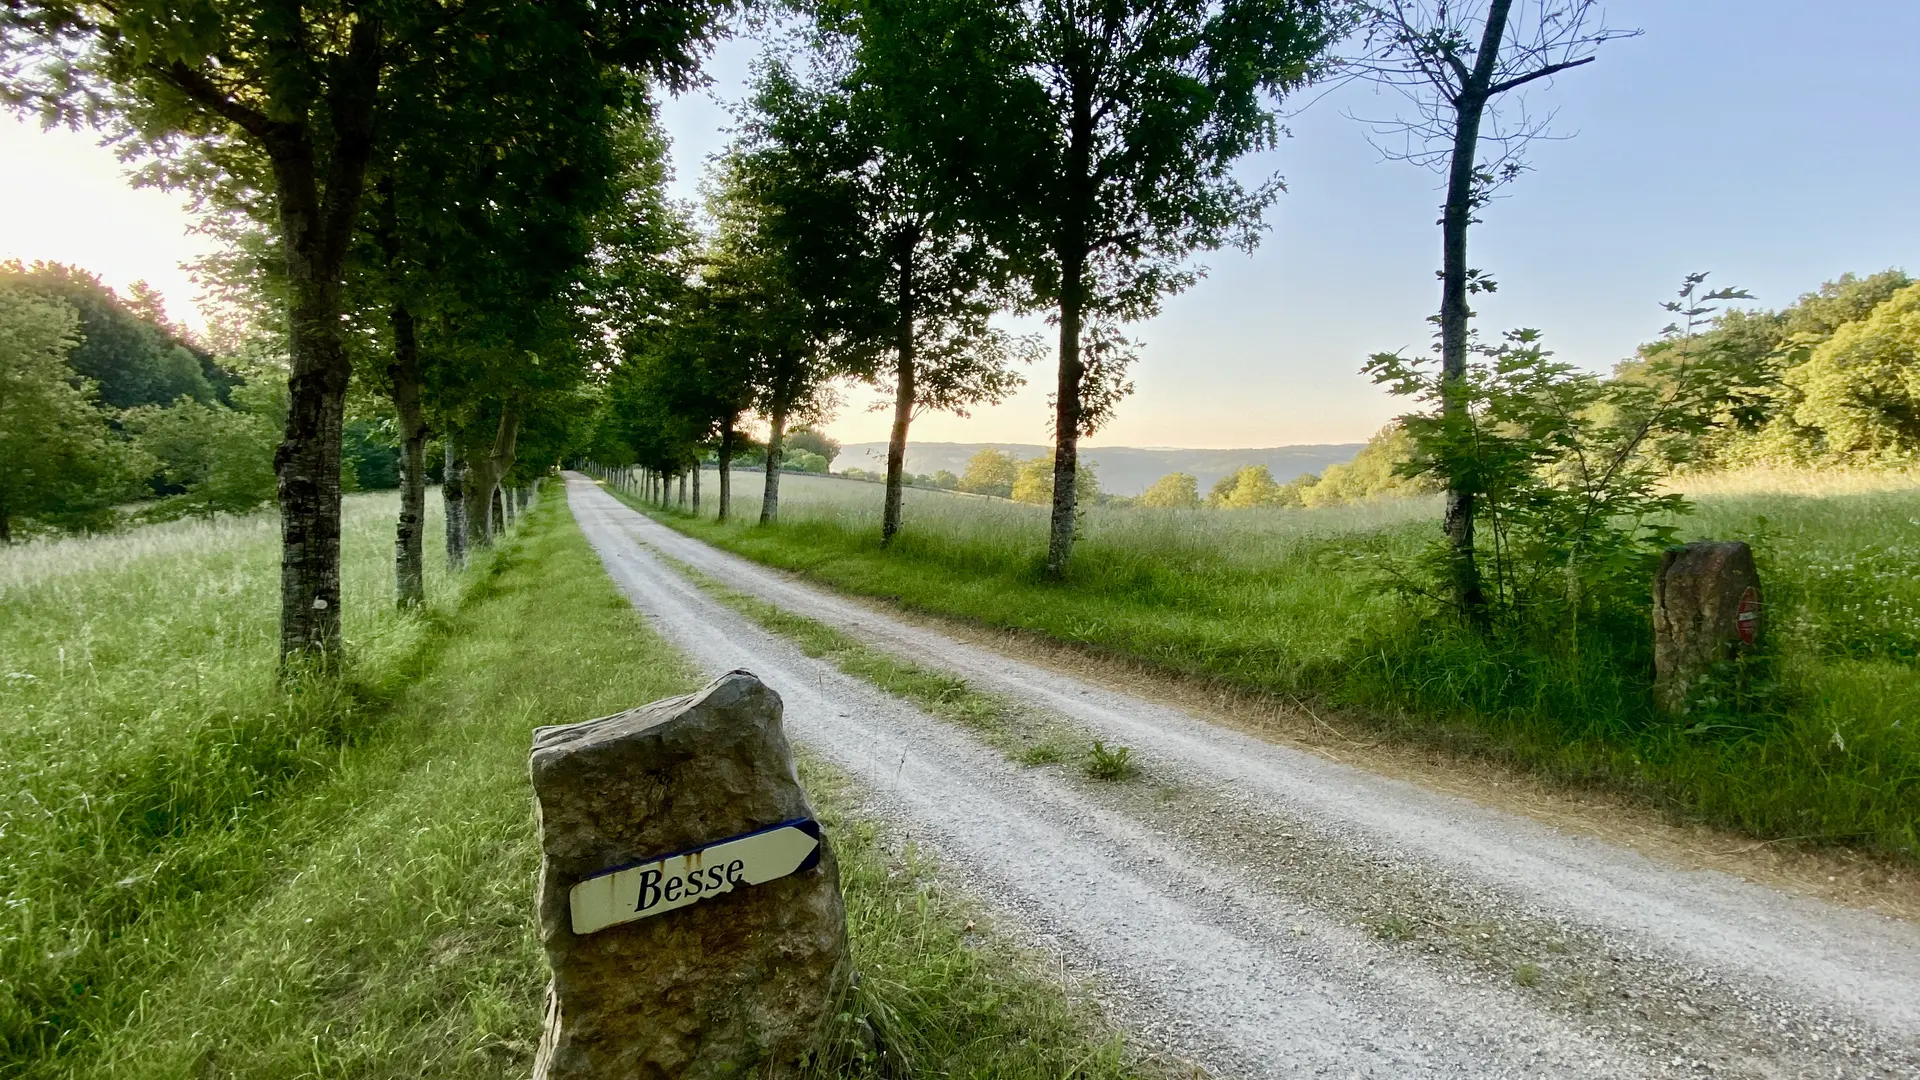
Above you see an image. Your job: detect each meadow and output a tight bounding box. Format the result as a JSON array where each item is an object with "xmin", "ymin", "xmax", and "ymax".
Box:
[
  {"xmin": 0, "ymin": 488, "xmax": 1149, "ymax": 1079},
  {"xmin": 655, "ymin": 467, "xmax": 1920, "ymax": 861}
]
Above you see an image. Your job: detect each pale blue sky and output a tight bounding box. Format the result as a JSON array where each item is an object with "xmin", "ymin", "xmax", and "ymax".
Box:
[
  {"xmin": 3, "ymin": 2, "xmax": 1913, "ymax": 449},
  {"xmin": 661, "ymin": 0, "xmax": 1920, "ymax": 447}
]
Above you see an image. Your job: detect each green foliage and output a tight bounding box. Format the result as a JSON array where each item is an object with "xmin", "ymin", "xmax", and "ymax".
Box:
[
  {"xmin": 0, "ymin": 261, "xmax": 223, "ymax": 409},
  {"xmin": 1082, "ymin": 741, "xmax": 1138, "ymax": 782},
  {"xmin": 124, "ymin": 395, "xmax": 280, "ymax": 515},
  {"xmin": 342, "ymin": 417, "xmax": 402, "ymax": 491},
  {"xmin": 1139, "ymin": 472, "xmax": 1201, "ymax": 509},
  {"xmin": 785, "ymin": 426, "xmax": 842, "ymax": 466},
  {"xmin": 1296, "ymin": 424, "xmax": 1434, "ymax": 507},
  {"xmin": 1209, "ymin": 464, "xmax": 1294, "ymax": 509},
  {"xmin": 958, "ymin": 447, "xmax": 1020, "ymax": 497},
  {"xmin": 1785, "ymin": 282, "xmax": 1920, "ymax": 460},
  {"xmin": 786, "ymin": 449, "xmax": 832, "ymax": 474},
  {"xmin": 1618, "ymin": 269, "xmax": 1917, "ymax": 470},
  {"xmin": 0, "ymin": 288, "xmax": 146, "ymax": 539},
  {"xmin": 1365, "ymin": 276, "xmax": 1750, "ymax": 628},
  {"xmin": 1009, "ymin": 452, "xmax": 1098, "ymax": 506}
]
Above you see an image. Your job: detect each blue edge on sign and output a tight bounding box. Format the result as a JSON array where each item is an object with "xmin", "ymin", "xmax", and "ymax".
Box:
[{"xmin": 574, "ymin": 817, "xmax": 824, "ymax": 887}]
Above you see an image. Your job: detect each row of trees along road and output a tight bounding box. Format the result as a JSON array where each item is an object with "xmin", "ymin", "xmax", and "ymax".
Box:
[
  {"xmin": 0, "ymin": 0, "xmax": 1654, "ymax": 656},
  {"xmin": 2, "ymin": 0, "xmax": 728, "ymax": 668},
  {"xmin": 597, "ymin": 0, "xmax": 1338, "ymax": 575},
  {"xmin": 606, "ymin": 0, "xmax": 1645, "ymax": 612}
]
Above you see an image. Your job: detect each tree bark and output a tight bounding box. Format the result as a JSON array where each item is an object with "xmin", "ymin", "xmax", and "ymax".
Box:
[
  {"xmin": 1437, "ymin": 0, "xmax": 1513, "ymax": 626},
  {"xmin": 718, "ymin": 425, "xmax": 734, "ymax": 523},
  {"xmin": 444, "ymin": 446, "xmax": 468, "ymax": 570},
  {"xmin": 462, "ymin": 408, "xmax": 521, "ymax": 549},
  {"xmin": 388, "ymin": 301, "xmax": 429, "ymax": 608},
  {"xmin": 275, "ymin": 272, "xmax": 354, "ymax": 665},
  {"xmin": 761, "ymin": 408, "xmax": 787, "ymax": 524},
  {"xmin": 692, "ymin": 461, "xmax": 701, "ymax": 515},
  {"xmin": 882, "ymin": 241, "xmax": 917, "ymax": 546},
  {"xmin": 1046, "ymin": 76, "xmax": 1095, "ymax": 580},
  {"xmin": 262, "ymin": 16, "xmax": 383, "ymax": 670}
]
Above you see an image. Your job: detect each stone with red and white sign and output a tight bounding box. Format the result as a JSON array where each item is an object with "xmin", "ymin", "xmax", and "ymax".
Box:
[
  {"xmin": 1652, "ymin": 541, "xmax": 1765, "ymax": 713},
  {"xmin": 529, "ymin": 671, "xmax": 849, "ymax": 1080}
]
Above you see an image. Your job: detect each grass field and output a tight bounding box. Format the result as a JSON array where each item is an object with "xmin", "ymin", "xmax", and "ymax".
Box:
[
  {"xmin": 1, "ymin": 487, "xmax": 1152, "ymax": 1079},
  {"xmin": 641, "ymin": 467, "xmax": 1920, "ymax": 862}
]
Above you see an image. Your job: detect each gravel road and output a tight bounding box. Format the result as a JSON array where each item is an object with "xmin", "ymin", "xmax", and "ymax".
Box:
[{"xmin": 565, "ymin": 474, "xmax": 1919, "ymax": 1079}]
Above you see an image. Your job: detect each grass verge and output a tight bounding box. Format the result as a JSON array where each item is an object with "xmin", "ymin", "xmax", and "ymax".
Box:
[
  {"xmin": 9, "ymin": 488, "xmax": 1157, "ymax": 1079},
  {"xmin": 616, "ymin": 474, "xmax": 1920, "ymax": 862},
  {"xmin": 656, "ymin": 554, "xmax": 1102, "ymax": 778}
]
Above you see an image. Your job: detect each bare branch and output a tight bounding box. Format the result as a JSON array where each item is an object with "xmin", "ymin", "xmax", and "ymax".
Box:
[{"xmin": 1485, "ymin": 54, "xmax": 1594, "ymax": 95}]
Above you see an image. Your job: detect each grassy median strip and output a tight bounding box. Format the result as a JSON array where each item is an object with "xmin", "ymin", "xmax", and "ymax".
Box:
[
  {"xmin": 7, "ymin": 489, "xmax": 1156, "ymax": 1079},
  {"xmin": 651, "ymin": 550, "xmax": 1093, "ymax": 773}
]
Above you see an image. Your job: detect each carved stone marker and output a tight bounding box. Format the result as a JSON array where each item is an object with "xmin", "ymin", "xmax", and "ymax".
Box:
[
  {"xmin": 1652, "ymin": 541, "xmax": 1764, "ymax": 713},
  {"xmin": 529, "ymin": 671, "xmax": 849, "ymax": 1080}
]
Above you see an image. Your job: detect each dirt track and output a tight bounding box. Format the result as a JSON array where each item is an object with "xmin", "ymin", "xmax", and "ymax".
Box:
[{"xmin": 566, "ymin": 473, "xmax": 1919, "ymax": 1079}]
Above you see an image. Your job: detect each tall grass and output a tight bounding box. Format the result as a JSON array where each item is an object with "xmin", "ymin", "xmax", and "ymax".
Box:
[
  {"xmin": 7, "ymin": 489, "xmax": 1155, "ymax": 1079},
  {"xmin": 653, "ymin": 468, "xmax": 1920, "ymax": 860},
  {"xmin": 0, "ymin": 492, "xmax": 462, "ymax": 1070}
]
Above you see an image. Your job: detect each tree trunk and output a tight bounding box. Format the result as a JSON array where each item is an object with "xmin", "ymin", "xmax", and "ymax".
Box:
[
  {"xmin": 1045, "ymin": 79, "xmax": 1095, "ymax": 580},
  {"xmin": 1437, "ymin": 1, "xmax": 1513, "ymax": 626},
  {"xmin": 761, "ymin": 408, "xmax": 787, "ymax": 525},
  {"xmin": 718, "ymin": 426, "xmax": 734, "ymax": 523},
  {"xmin": 444, "ymin": 446, "xmax": 468, "ymax": 570},
  {"xmin": 677, "ymin": 469, "xmax": 687, "ymax": 508},
  {"xmin": 262, "ymin": 17, "xmax": 383, "ymax": 671},
  {"xmin": 275, "ymin": 274, "xmax": 353, "ymax": 665},
  {"xmin": 882, "ymin": 243, "xmax": 916, "ymax": 546},
  {"xmin": 492, "ymin": 486, "xmax": 506, "ymax": 534},
  {"xmin": 388, "ymin": 301, "xmax": 429, "ymax": 608},
  {"xmin": 692, "ymin": 462, "xmax": 701, "ymax": 515},
  {"xmin": 462, "ymin": 408, "xmax": 521, "ymax": 550}
]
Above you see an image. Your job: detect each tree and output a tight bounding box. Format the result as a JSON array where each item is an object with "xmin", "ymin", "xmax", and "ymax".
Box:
[
  {"xmin": 1211, "ymin": 464, "xmax": 1288, "ymax": 508},
  {"xmin": 1365, "ymin": 275, "xmax": 1746, "ymax": 628},
  {"xmin": 985, "ymin": 0, "xmax": 1332, "ymax": 575},
  {"xmin": 0, "ymin": 289, "xmax": 143, "ymax": 540},
  {"xmin": 1787, "ymin": 282, "xmax": 1920, "ymax": 461},
  {"xmin": 1295, "ymin": 422, "xmax": 1432, "ymax": 506},
  {"xmin": 1011, "ymin": 450, "xmax": 1096, "ymax": 506},
  {"xmin": 750, "ymin": 6, "xmax": 1033, "ymax": 544},
  {"xmin": 124, "ymin": 394, "xmax": 280, "ymax": 514},
  {"xmin": 2, "ymin": 0, "xmax": 724, "ymax": 666},
  {"xmin": 785, "ymin": 426, "xmax": 841, "ymax": 466},
  {"xmin": 1346, "ymin": 0, "xmax": 1636, "ymax": 622},
  {"xmin": 1140, "ymin": 471, "xmax": 1201, "ymax": 508},
  {"xmin": 0, "ymin": 261, "xmax": 221, "ymax": 408},
  {"xmin": 708, "ymin": 146, "xmax": 846, "ymax": 525},
  {"xmin": 958, "ymin": 447, "xmax": 1020, "ymax": 497}
]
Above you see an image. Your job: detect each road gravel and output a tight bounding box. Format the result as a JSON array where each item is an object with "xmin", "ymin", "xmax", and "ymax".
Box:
[{"xmin": 565, "ymin": 474, "xmax": 1919, "ymax": 1079}]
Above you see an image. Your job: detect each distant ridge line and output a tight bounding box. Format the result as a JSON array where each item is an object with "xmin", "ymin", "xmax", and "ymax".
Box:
[{"xmin": 833, "ymin": 441, "xmax": 1367, "ymax": 496}]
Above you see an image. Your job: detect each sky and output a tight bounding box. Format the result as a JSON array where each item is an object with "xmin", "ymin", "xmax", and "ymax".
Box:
[{"xmin": 5, "ymin": 1, "xmax": 1917, "ymax": 450}]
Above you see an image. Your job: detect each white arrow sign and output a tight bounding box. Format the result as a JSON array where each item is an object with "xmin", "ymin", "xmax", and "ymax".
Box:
[{"xmin": 568, "ymin": 819, "xmax": 822, "ymax": 935}]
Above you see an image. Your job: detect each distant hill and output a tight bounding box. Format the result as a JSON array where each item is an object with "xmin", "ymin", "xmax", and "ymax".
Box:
[{"xmin": 833, "ymin": 441, "xmax": 1366, "ymax": 496}]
